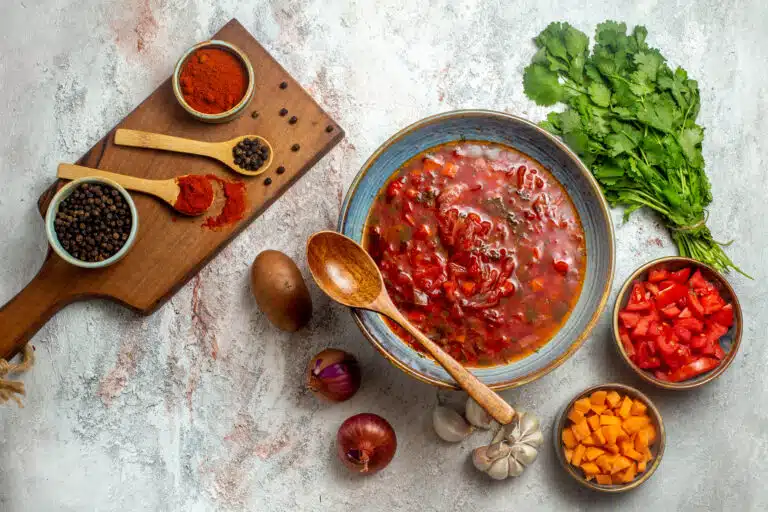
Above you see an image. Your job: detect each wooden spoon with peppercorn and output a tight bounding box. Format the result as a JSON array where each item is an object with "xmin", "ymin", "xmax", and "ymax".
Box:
[
  {"xmin": 57, "ymin": 164, "xmax": 214, "ymax": 216},
  {"xmin": 114, "ymin": 129, "xmax": 274, "ymax": 177}
]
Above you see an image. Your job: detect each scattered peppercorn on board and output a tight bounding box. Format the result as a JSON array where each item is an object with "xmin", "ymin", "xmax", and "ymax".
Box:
[
  {"xmin": 559, "ymin": 386, "xmax": 662, "ymax": 488},
  {"xmin": 0, "ymin": 18, "xmax": 343, "ymax": 360}
]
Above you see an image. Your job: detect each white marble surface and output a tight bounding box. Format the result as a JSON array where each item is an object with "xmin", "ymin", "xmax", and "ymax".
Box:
[{"xmin": 1, "ymin": 1, "xmax": 767, "ymax": 510}]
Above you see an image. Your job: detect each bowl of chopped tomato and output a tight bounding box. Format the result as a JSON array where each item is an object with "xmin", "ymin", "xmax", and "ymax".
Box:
[{"xmin": 613, "ymin": 257, "xmax": 742, "ymax": 389}]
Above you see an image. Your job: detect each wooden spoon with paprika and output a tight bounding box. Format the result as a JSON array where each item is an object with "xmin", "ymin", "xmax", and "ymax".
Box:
[
  {"xmin": 114, "ymin": 129, "xmax": 274, "ymax": 177},
  {"xmin": 57, "ymin": 164, "xmax": 214, "ymax": 216}
]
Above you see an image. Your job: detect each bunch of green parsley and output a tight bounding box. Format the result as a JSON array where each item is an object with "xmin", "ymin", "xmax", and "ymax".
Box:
[{"xmin": 523, "ymin": 21, "xmax": 746, "ymax": 276}]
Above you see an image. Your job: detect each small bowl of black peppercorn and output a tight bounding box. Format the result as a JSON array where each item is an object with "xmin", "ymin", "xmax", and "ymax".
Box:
[{"xmin": 45, "ymin": 176, "xmax": 139, "ymax": 269}]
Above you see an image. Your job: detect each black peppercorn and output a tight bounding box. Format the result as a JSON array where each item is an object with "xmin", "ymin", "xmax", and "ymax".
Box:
[
  {"xmin": 279, "ymin": 81, "xmax": 288, "ymax": 89},
  {"xmin": 325, "ymin": 125, "xmax": 334, "ymax": 133},
  {"xmin": 279, "ymin": 108, "xmax": 288, "ymax": 116},
  {"xmin": 264, "ymin": 177, "xmax": 272, "ymax": 186},
  {"xmin": 276, "ymin": 166, "xmax": 285, "ymax": 175},
  {"xmin": 251, "ymin": 111, "xmax": 259, "ymax": 119},
  {"xmin": 291, "ymin": 144, "xmax": 300, "ymax": 152},
  {"xmin": 289, "ymin": 116, "xmax": 298, "ymax": 125}
]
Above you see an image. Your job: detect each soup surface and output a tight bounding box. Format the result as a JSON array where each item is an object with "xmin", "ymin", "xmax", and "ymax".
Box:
[{"xmin": 365, "ymin": 141, "xmax": 586, "ymax": 366}]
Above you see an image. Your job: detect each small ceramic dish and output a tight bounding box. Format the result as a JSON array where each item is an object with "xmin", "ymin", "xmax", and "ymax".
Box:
[
  {"xmin": 613, "ymin": 257, "xmax": 743, "ymax": 390},
  {"xmin": 45, "ymin": 176, "xmax": 139, "ymax": 269},
  {"xmin": 338, "ymin": 110, "xmax": 615, "ymax": 390},
  {"xmin": 554, "ymin": 383, "xmax": 665, "ymax": 493},
  {"xmin": 172, "ymin": 40, "xmax": 255, "ymax": 124}
]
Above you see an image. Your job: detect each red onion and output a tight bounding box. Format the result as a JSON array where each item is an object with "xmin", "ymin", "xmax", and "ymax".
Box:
[
  {"xmin": 307, "ymin": 349, "xmax": 361, "ymax": 402},
  {"xmin": 337, "ymin": 413, "xmax": 397, "ymax": 474}
]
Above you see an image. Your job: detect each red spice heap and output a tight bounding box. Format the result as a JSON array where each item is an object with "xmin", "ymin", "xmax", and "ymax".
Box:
[
  {"xmin": 175, "ymin": 174, "xmax": 214, "ymax": 215},
  {"xmin": 203, "ymin": 175, "xmax": 247, "ymax": 229},
  {"xmin": 179, "ymin": 48, "xmax": 248, "ymax": 114}
]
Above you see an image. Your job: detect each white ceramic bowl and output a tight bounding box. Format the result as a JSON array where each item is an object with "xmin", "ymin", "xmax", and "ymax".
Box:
[{"xmin": 45, "ymin": 176, "xmax": 139, "ymax": 269}]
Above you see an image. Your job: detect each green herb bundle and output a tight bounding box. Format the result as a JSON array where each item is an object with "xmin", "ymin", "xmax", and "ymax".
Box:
[{"xmin": 523, "ymin": 21, "xmax": 746, "ymax": 276}]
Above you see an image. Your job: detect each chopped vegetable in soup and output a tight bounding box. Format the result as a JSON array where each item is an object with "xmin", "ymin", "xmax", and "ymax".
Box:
[{"xmin": 365, "ymin": 141, "xmax": 586, "ymax": 366}]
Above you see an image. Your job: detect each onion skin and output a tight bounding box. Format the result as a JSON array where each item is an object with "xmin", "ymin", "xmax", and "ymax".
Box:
[
  {"xmin": 307, "ymin": 349, "xmax": 361, "ymax": 402},
  {"xmin": 337, "ymin": 413, "xmax": 397, "ymax": 475}
]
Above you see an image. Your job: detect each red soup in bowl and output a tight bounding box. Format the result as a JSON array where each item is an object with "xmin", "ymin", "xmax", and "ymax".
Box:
[{"xmin": 365, "ymin": 141, "xmax": 586, "ymax": 366}]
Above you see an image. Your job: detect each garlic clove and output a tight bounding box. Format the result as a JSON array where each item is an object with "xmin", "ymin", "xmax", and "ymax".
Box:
[
  {"xmin": 465, "ymin": 398, "xmax": 494, "ymax": 429},
  {"xmin": 507, "ymin": 457, "xmax": 525, "ymax": 477},
  {"xmin": 472, "ymin": 446, "xmax": 491, "ymax": 471},
  {"xmin": 486, "ymin": 457, "xmax": 511, "ymax": 480},
  {"xmin": 517, "ymin": 412, "xmax": 541, "ymax": 437},
  {"xmin": 519, "ymin": 429, "xmax": 544, "ymax": 448},
  {"xmin": 510, "ymin": 442, "xmax": 539, "ymax": 466},
  {"xmin": 433, "ymin": 405, "xmax": 473, "ymax": 442},
  {"xmin": 485, "ymin": 440, "xmax": 511, "ymax": 460}
]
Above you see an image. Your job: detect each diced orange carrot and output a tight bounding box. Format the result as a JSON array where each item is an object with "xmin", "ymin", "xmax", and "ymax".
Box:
[
  {"xmin": 619, "ymin": 440, "xmax": 634, "ymax": 454},
  {"xmin": 600, "ymin": 415, "xmax": 621, "ymax": 426},
  {"xmin": 562, "ymin": 428, "xmax": 578, "ymax": 449},
  {"xmin": 565, "ymin": 448, "xmax": 574, "ymax": 464},
  {"xmin": 610, "ymin": 456, "xmax": 632, "ymax": 474},
  {"xmin": 587, "ymin": 415, "xmax": 601, "ymax": 432},
  {"xmin": 581, "ymin": 434, "xmax": 596, "ymax": 446},
  {"xmin": 638, "ymin": 459, "xmax": 647, "ymax": 472},
  {"xmin": 616, "ymin": 428, "xmax": 630, "ymax": 442},
  {"xmin": 590, "ymin": 390, "xmax": 608, "ymax": 406},
  {"xmin": 591, "ymin": 404, "xmax": 607, "ymax": 415},
  {"xmin": 585, "ymin": 447, "xmax": 605, "ymax": 461},
  {"xmin": 630, "ymin": 399, "xmax": 648, "ymax": 416},
  {"xmin": 568, "ymin": 409, "xmax": 586, "ymax": 424},
  {"xmin": 642, "ymin": 424, "xmax": 657, "ymax": 444},
  {"xmin": 612, "ymin": 473, "xmax": 626, "ymax": 484},
  {"xmin": 596, "ymin": 454, "xmax": 616, "ymax": 472},
  {"xmin": 602, "ymin": 425, "xmax": 619, "ymax": 445},
  {"xmin": 596, "ymin": 474, "xmax": 613, "ymax": 485},
  {"xmin": 572, "ymin": 444, "xmax": 586, "ymax": 466},
  {"xmin": 581, "ymin": 462, "xmax": 600, "ymax": 475},
  {"xmin": 572, "ymin": 420, "xmax": 591, "ymax": 441},
  {"xmin": 593, "ymin": 428, "xmax": 606, "ymax": 445},
  {"xmin": 622, "ymin": 416, "xmax": 651, "ymax": 434},
  {"xmin": 585, "ymin": 474, "xmax": 595, "ymax": 481},
  {"xmin": 605, "ymin": 444, "xmax": 620, "ymax": 455},
  {"xmin": 602, "ymin": 409, "xmax": 614, "ymax": 416},
  {"xmin": 605, "ymin": 390, "xmax": 622, "ymax": 408},
  {"xmin": 622, "ymin": 462, "xmax": 638, "ymax": 483},
  {"xmin": 625, "ymin": 447, "xmax": 644, "ymax": 462},
  {"xmin": 644, "ymin": 447, "xmax": 653, "ymax": 460},
  {"xmin": 635, "ymin": 430, "xmax": 649, "ymax": 451},
  {"xmin": 573, "ymin": 398, "xmax": 592, "ymax": 414},
  {"xmin": 618, "ymin": 396, "xmax": 633, "ymax": 418}
]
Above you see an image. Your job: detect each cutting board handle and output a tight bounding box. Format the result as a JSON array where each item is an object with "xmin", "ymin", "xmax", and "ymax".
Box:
[{"xmin": 0, "ymin": 262, "xmax": 73, "ymax": 360}]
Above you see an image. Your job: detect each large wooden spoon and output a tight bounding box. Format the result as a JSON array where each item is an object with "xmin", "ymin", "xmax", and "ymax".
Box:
[
  {"xmin": 114, "ymin": 129, "xmax": 273, "ymax": 177},
  {"xmin": 57, "ymin": 164, "xmax": 212, "ymax": 215},
  {"xmin": 306, "ymin": 231, "xmax": 515, "ymax": 425}
]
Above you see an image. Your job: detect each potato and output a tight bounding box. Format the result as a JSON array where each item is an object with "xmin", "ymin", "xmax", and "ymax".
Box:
[{"xmin": 251, "ymin": 250, "xmax": 312, "ymax": 331}]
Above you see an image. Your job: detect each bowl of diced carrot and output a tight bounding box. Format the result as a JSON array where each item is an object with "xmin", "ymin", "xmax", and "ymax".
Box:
[
  {"xmin": 613, "ymin": 257, "xmax": 743, "ymax": 390},
  {"xmin": 554, "ymin": 384, "xmax": 665, "ymax": 492}
]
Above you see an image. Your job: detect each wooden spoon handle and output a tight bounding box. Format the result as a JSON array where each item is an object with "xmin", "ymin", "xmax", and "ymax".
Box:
[
  {"xmin": 115, "ymin": 129, "xmax": 216, "ymax": 159},
  {"xmin": 0, "ymin": 263, "xmax": 75, "ymax": 360},
  {"xmin": 380, "ymin": 300, "xmax": 516, "ymax": 425},
  {"xmin": 57, "ymin": 164, "xmax": 178, "ymax": 206}
]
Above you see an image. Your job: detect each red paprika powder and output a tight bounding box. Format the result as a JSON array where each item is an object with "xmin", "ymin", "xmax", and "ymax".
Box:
[
  {"xmin": 179, "ymin": 48, "xmax": 248, "ymax": 114},
  {"xmin": 174, "ymin": 175, "xmax": 214, "ymax": 215},
  {"xmin": 203, "ymin": 175, "xmax": 247, "ymax": 229}
]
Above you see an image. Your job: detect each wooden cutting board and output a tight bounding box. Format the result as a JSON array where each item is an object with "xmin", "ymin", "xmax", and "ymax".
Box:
[{"xmin": 0, "ymin": 19, "xmax": 343, "ymax": 360}]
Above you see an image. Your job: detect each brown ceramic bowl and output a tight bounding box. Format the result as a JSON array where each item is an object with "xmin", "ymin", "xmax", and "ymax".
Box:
[
  {"xmin": 553, "ymin": 383, "xmax": 665, "ymax": 493},
  {"xmin": 172, "ymin": 40, "xmax": 255, "ymax": 124},
  {"xmin": 612, "ymin": 257, "xmax": 743, "ymax": 390}
]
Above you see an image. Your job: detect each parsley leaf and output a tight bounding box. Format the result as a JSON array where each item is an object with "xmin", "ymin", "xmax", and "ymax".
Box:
[{"xmin": 522, "ymin": 20, "xmax": 747, "ymax": 276}]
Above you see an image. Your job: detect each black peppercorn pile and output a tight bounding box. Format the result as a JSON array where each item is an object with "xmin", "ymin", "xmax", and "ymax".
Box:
[
  {"xmin": 54, "ymin": 183, "xmax": 132, "ymax": 262},
  {"xmin": 233, "ymin": 137, "xmax": 270, "ymax": 171}
]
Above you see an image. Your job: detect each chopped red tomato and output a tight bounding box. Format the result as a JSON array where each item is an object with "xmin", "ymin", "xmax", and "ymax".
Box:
[
  {"xmin": 618, "ymin": 264, "xmax": 733, "ymax": 383},
  {"xmin": 667, "ymin": 357, "xmax": 719, "ymax": 382},
  {"xmin": 656, "ymin": 283, "xmax": 688, "ymax": 308}
]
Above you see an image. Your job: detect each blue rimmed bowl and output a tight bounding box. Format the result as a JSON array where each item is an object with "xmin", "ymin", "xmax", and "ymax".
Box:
[{"xmin": 339, "ymin": 110, "xmax": 615, "ymax": 390}]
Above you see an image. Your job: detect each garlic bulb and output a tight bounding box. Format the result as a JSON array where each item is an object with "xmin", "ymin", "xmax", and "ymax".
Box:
[
  {"xmin": 472, "ymin": 411, "xmax": 543, "ymax": 479},
  {"xmin": 433, "ymin": 405, "xmax": 473, "ymax": 442},
  {"xmin": 465, "ymin": 398, "xmax": 494, "ymax": 429}
]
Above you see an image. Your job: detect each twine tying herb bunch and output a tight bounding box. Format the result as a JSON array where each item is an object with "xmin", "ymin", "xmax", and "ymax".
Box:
[
  {"xmin": 523, "ymin": 21, "xmax": 748, "ymax": 277},
  {"xmin": 0, "ymin": 345, "xmax": 34, "ymax": 407}
]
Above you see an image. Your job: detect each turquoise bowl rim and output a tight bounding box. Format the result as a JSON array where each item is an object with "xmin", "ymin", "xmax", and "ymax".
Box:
[
  {"xmin": 45, "ymin": 176, "xmax": 139, "ymax": 269},
  {"xmin": 338, "ymin": 109, "xmax": 615, "ymax": 390}
]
